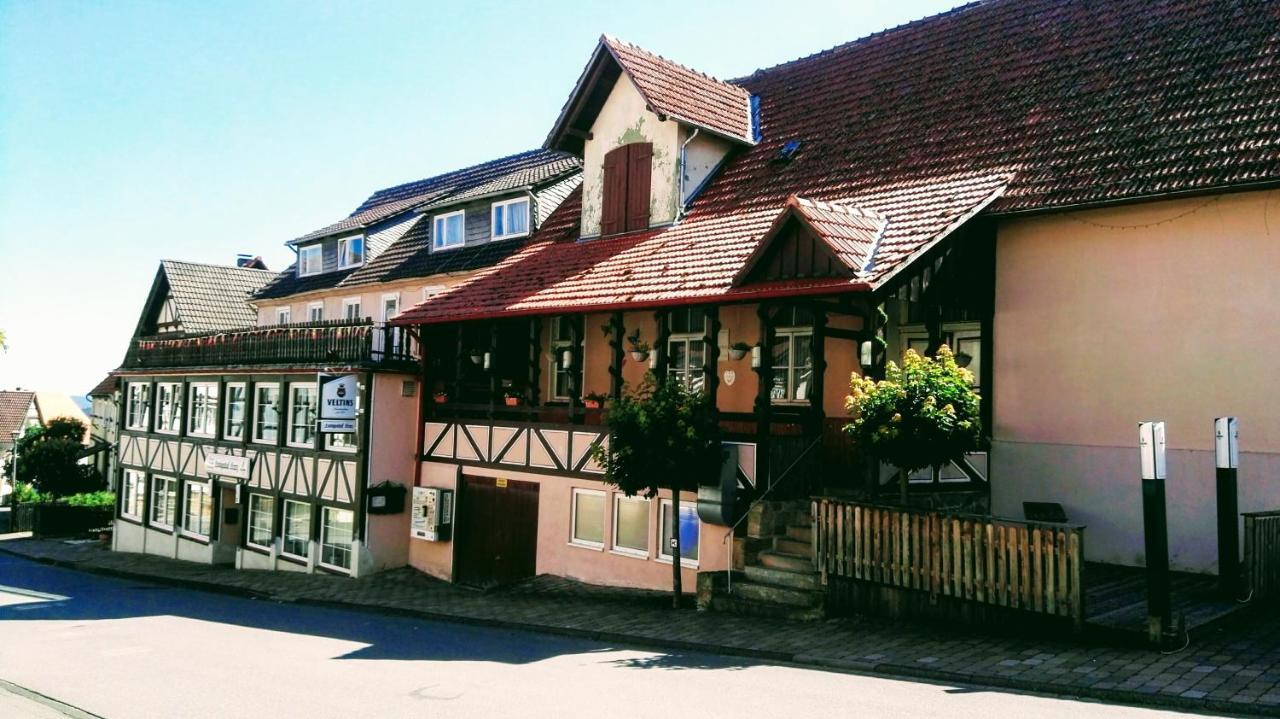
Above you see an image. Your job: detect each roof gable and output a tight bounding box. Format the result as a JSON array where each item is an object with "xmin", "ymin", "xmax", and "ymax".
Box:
[
  {"xmin": 0, "ymin": 391, "xmax": 36, "ymax": 439},
  {"xmin": 546, "ymin": 35, "xmax": 755, "ymax": 154},
  {"xmin": 735, "ymin": 196, "xmax": 885, "ymax": 285},
  {"xmin": 135, "ymin": 261, "xmax": 273, "ymax": 336}
]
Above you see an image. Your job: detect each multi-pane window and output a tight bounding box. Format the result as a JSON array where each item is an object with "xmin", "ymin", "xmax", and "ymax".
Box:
[
  {"xmin": 612, "ymin": 495, "xmax": 649, "ymax": 557},
  {"xmin": 187, "ymin": 383, "xmax": 219, "ymax": 437},
  {"xmin": 770, "ymin": 306, "xmax": 815, "ymax": 403},
  {"xmin": 182, "ymin": 481, "xmax": 213, "ymax": 538},
  {"xmin": 338, "ymin": 236, "xmax": 364, "ymax": 268},
  {"xmin": 660, "ymin": 499, "xmax": 700, "ymax": 564},
  {"xmin": 320, "ymin": 507, "xmax": 355, "ymax": 570},
  {"xmin": 570, "ymin": 489, "xmax": 605, "ymax": 548},
  {"xmin": 549, "ymin": 316, "xmax": 581, "ymax": 401},
  {"xmin": 121, "ymin": 470, "xmax": 145, "ymax": 519},
  {"xmin": 126, "ymin": 383, "xmax": 151, "ymax": 430},
  {"xmin": 155, "ymin": 383, "xmax": 183, "ymax": 434},
  {"xmin": 343, "ymin": 299, "xmax": 362, "ymax": 321},
  {"xmin": 491, "ymin": 198, "xmax": 530, "ymax": 240},
  {"xmin": 253, "ymin": 384, "xmax": 280, "ymax": 443},
  {"xmin": 288, "ymin": 384, "xmax": 317, "ymax": 448},
  {"xmin": 224, "ymin": 383, "xmax": 247, "ymax": 439},
  {"xmin": 150, "ymin": 475, "xmax": 178, "ymax": 529},
  {"xmin": 668, "ymin": 307, "xmax": 707, "ymax": 391},
  {"xmin": 298, "ymin": 245, "xmax": 322, "ymax": 276},
  {"xmin": 307, "ymin": 302, "xmax": 324, "ymax": 322},
  {"xmin": 247, "ymin": 494, "xmax": 274, "ymax": 549},
  {"xmin": 433, "ymin": 210, "xmax": 465, "ymax": 250},
  {"xmin": 282, "ymin": 500, "xmax": 310, "ymax": 558},
  {"xmin": 325, "ymin": 429, "xmax": 357, "ymax": 452},
  {"xmin": 275, "ymin": 307, "xmax": 291, "ymax": 325}
]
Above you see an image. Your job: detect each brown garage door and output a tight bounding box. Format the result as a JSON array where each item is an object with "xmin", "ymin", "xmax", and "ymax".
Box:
[{"xmin": 455, "ymin": 475, "xmax": 539, "ymax": 588}]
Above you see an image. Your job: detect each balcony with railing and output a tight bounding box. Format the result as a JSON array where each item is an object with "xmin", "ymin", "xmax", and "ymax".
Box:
[{"xmin": 122, "ymin": 319, "xmax": 417, "ymax": 371}]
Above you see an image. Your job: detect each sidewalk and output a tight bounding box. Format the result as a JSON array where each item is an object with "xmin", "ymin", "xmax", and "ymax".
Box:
[{"xmin": 3, "ymin": 537, "xmax": 1279, "ymax": 717}]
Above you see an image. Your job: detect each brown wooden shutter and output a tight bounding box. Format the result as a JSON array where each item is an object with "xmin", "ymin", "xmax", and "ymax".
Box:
[
  {"xmin": 601, "ymin": 145, "xmax": 628, "ymax": 236},
  {"xmin": 625, "ymin": 142, "xmax": 652, "ymax": 232}
]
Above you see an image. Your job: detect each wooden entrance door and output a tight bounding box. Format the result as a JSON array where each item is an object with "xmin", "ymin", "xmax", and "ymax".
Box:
[{"xmin": 455, "ymin": 475, "xmax": 539, "ymax": 588}]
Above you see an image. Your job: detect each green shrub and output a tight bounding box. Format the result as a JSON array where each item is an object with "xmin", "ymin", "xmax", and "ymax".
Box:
[
  {"xmin": 62, "ymin": 491, "xmax": 116, "ymax": 508},
  {"xmin": 12, "ymin": 482, "xmax": 46, "ymax": 504}
]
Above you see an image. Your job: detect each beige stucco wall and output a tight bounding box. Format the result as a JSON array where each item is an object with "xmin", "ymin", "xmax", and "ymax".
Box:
[
  {"xmin": 580, "ymin": 75, "xmax": 680, "ymax": 238},
  {"xmin": 991, "ymin": 188, "xmax": 1280, "ymax": 572},
  {"xmin": 255, "ymin": 275, "xmax": 470, "ymax": 327},
  {"xmin": 680, "ymin": 127, "xmax": 732, "ymax": 204}
]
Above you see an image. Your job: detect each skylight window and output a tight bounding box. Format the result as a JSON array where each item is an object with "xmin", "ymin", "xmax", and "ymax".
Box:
[
  {"xmin": 774, "ymin": 140, "xmax": 803, "ymax": 163},
  {"xmin": 298, "ymin": 245, "xmax": 323, "ymax": 276}
]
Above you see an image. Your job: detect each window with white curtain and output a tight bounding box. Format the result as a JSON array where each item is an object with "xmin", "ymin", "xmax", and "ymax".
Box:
[
  {"xmin": 155, "ymin": 383, "xmax": 183, "ymax": 434},
  {"xmin": 126, "ymin": 383, "xmax": 151, "ymax": 430},
  {"xmin": 187, "ymin": 383, "xmax": 219, "ymax": 437},
  {"xmin": 224, "ymin": 383, "xmax": 247, "ymax": 439},
  {"xmin": 253, "ymin": 384, "xmax": 280, "ymax": 443},
  {"xmin": 491, "ymin": 197, "xmax": 530, "ymax": 240},
  {"xmin": 121, "ymin": 470, "xmax": 145, "ymax": 519},
  {"xmin": 433, "ymin": 210, "xmax": 465, "ymax": 250},
  {"xmin": 150, "ymin": 476, "xmax": 178, "ymax": 529},
  {"xmin": 247, "ymin": 494, "xmax": 274, "ymax": 549},
  {"xmin": 282, "ymin": 500, "xmax": 310, "ymax": 558},
  {"xmin": 320, "ymin": 507, "xmax": 354, "ymax": 570},
  {"xmin": 288, "ymin": 384, "xmax": 317, "ymax": 448},
  {"xmin": 182, "ymin": 481, "xmax": 213, "ymax": 538}
]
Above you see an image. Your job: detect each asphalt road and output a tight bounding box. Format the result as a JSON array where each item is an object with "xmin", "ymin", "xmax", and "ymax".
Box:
[{"xmin": 0, "ymin": 552, "xmax": 1211, "ymax": 719}]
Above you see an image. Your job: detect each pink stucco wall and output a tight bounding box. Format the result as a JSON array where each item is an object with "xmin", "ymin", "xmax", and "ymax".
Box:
[
  {"xmin": 990, "ymin": 188, "xmax": 1280, "ymax": 572},
  {"xmin": 362, "ymin": 372, "xmax": 420, "ymax": 571}
]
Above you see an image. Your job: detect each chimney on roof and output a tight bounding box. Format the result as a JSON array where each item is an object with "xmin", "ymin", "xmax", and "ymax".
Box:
[{"xmin": 236, "ymin": 254, "xmax": 268, "ymax": 270}]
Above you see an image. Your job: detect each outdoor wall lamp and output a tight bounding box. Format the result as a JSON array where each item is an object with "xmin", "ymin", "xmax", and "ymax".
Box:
[
  {"xmin": 483, "ymin": 352, "xmax": 491, "ymax": 371},
  {"xmin": 561, "ymin": 349, "xmax": 573, "ymax": 369},
  {"xmin": 750, "ymin": 345, "xmax": 761, "ymax": 369}
]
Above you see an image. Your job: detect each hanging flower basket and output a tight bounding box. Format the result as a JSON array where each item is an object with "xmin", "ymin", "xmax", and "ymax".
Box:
[
  {"xmin": 433, "ymin": 392, "xmax": 449, "ymax": 404},
  {"xmin": 728, "ymin": 342, "xmax": 752, "ymax": 361},
  {"xmin": 630, "ymin": 350, "xmax": 649, "ymax": 362}
]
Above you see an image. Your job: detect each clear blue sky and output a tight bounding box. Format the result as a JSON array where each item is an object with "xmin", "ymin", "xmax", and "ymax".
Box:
[{"xmin": 0, "ymin": 0, "xmax": 961, "ymax": 397}]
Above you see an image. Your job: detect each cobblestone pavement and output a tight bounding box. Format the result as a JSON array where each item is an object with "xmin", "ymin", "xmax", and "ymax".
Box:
[{"xmin": 3, "ymin": 537, "xmax": 1279, "ymax": 717}]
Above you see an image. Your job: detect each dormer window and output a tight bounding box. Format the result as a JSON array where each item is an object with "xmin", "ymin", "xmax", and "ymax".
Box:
[
  {"xmin": 491, "ymin": 198, "xmax": 530, "ymax": 240},
  {"xmin": 433, "ymin": 210, "xmax": 465, "ymax": 251},
  {"xmin": 338, "ymin": 236, "xmax": 364, "ymax": 268},
  {"xmin": 601, "ymin": 142, "xmax": 652, "ymax": 236},
  {"xmin": 298, "ymin": 245, "xmax": 323, "ymax": 276}
]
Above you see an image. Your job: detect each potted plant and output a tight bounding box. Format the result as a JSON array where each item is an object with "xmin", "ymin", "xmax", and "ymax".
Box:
[
  {"xmin": 503, "ymin": 390, "xmax": 522, "ymax": 407},
  {"xmin": 728, "ymin": 341, "xmax": 752, "ymax": 361},
  {"xmin": 433, "ymin": 390, "xmax": 449, "ymax": 404},
  {"xmin": 626, "ymin": 328, "xmax": 650, "ymax": 362},
  {"xmin": 468, "ymin": 348, "xmax": 484, "ymax": 365},
  {"xmin": 583, "ymin": 392, "xmax": 607, "ymax": 410}
]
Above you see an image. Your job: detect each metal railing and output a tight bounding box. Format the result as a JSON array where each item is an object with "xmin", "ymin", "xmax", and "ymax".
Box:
[{"xmin": 123, "ymin": 320, "xmax": 416, "ymax": 369}]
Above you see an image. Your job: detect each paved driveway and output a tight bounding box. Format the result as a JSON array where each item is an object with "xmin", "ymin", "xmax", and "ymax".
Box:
[{"xmin": 0, "ymin": 553, "xmax": 1208, "ymax": 719}]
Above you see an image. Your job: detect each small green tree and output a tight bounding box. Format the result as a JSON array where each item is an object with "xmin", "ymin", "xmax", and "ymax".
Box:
[
  {"xmin": 5, "ymin": 418, "xmax": 103, "ymax": 499},
  {"xmin": 845, "ymin": 345, "xmax": 983, "ymax": 503},
  {"xmin": 591, "ymin": 375, "xmax": 723, "ymax": 606}
]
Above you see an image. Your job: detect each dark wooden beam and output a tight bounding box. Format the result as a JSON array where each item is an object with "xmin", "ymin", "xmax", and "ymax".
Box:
[
  {"xmin": 653, "ymin": 310, "xmax": 670, "ymax": 382},
  {"xmin": 568, "ymin": 315, "xmax": 583, "ymax": 423},
  {"xmin": 528, "ymin": 316, "xmax": 542, "ymax": 406},
  {"xmin": 703, "ymin": 305, "xmax": 721, "ymax": 414},
  {"xmin": 754, "ymin": 302, "xmax": 776, "ymax": 491},
  {"xmin": 608, "ymin": 311, "xmax": 624, "ymax": 400},
  {"xmin": 809, "ymin": 303, "xmax": 827, "ymax": 429},
  {"xmin": 487, "ymin": 322, "xmax": 499, "ymax": 419}
]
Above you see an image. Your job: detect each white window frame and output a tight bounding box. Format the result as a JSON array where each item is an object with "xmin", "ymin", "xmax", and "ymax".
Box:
[
  {"xmin": 667, "ymin": 334, "xmax": 707, "ymax": 392},
  {"xmin": 658, "ymin": 498, "xmax": 700, "ymax": 568},
  {"xmin": 380, "ymin": 293, "xmax": 400, "ymax": 322},
  {"xmin": 324, "ymin": 430, "xmax": 358, "ymax": 453},
  {"xmin": 307, "ymin": 301, "xmax": 324, "ymax": 322},
  {"xmin": 223, "ymin": 382, "xmax": 247, "ymax": 440},
  {"xmin": 422, "ymin": 285, "xmax": 446, "ymax": 302},
  {"xmin": 275, "ymin": 306, "xmax": 291, "ymax": 325},
  {"xmin": 569, "ymin": 488, "xmax": 606, "ymax": 550},
  {"xmin": 432, "ymin": 209, "xmax": 466, "ymax": 251},
  {"xmin": 154, "ymin": 382, "xmax": 183, "ymax": 435},
  {"xmin": 252, "ymin": 383, "xmax": 281, "ymax": 445},
  {"xmin": 246, "ymin": 493, "xmax": 274, "ymax": 550},
  {"xmin": 337, "ymin": 235, "xmax": 364, "ymax": 269},
  {"xmin": 549, "ymin": 316, "xmax": 578, "ymax": 401},
  {"xmin": 491, "ymin": 197, "xmax": 531, "ymax": 241},
  {"xmin": 287, "ymin": 383, "xmax": 318, "ymax": 449},
  {"xmin": 318, "ymin": 506, "xmax": 355, "ymax": 572},
  {"xmin": 126, "ymin": 382, "xmax": 151, "ymax": 430},
  {"xmin": 149, "ymin": 475, "xmax": 178, "ymax": 530},
  {"xmin": 771, "ymin": 327, "xmax": 814, "ymax": 405},
  {"xmin": 121, "ymin": 469, "xmax": 145, "ymax": 520},
  {"xmin": 186, "ymin": 382, "xmax": 219, "ymax": 438},
  {"xmin": 342, "ymin": 297, "xmax": 362, "ymax": 321},
  {"xmin": 181, "ymin": 480, "xmax": 213, "ymax": 539},
  {"xmin": 611, "ymin": 494, "xmax": 650, "ymax": 558},
  {"xmin": 298, "ymin": 245, "xmax": 323, "ymax": 277},
  {"xmin": 281, "ymin": 499, "xmax": 310, "ymax": 560}
]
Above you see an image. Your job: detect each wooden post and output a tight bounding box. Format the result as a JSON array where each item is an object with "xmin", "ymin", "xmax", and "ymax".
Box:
[
  {"xmin": 653, "ymin": 310, "xmax": 670, "ymax": 382},
  {"xmin": 608, "ymin": 311, "xmax": 624, "ymax": 401},
  {"xmin": 754, "ymin": 303, "xmax": 775, "ymax": 491},
  {"xmin": 1215, "ymin": 417, "xmax": 1240, "ymax": 597},
  {"xmin": 568, "ymin": 315, "xmax": 583, "ymax": 423},
  {"xmin": 487, "ymin": 322, "xmax": 499, "ymax": 419},
  {"xmin": 702, "ymin": 305, "xmax": 720, "ymax": 410},
  {"xmin": 1139, "ymin": 421, "xmax": 1172, "ymax": 644},
  {"xmin": 528, "ymin": 316, "xmax": 542, "ymax": 407}
]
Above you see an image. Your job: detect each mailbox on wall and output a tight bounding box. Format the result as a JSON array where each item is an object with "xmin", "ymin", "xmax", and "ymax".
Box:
[{"xmin": 411, "ymin": 486, "xmax": 453, "ymax": 542}]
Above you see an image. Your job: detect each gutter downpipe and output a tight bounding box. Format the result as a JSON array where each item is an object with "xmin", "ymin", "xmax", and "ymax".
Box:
[{"xmin": 677, "ymin": 128, "xmax": 700, "ymax": 222}]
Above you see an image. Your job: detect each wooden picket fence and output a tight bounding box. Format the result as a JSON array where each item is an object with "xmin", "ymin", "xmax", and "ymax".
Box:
[
  {"xmin": 1243, "ymin": 510, "xmax": 1280, "ymax": 600},
  {"xmin": 812, "ymin": 499, "xmax": 1086, "ymax": 630}
]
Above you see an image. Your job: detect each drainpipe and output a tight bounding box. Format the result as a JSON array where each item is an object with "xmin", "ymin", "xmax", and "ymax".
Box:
[{"xmin": 677, "ymin": 128, "xmax": 700, "ymax": 222}]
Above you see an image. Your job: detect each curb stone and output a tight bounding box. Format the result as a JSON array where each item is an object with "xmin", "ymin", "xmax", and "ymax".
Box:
[{"xmin": 3, "ymin": 545, "xmax": 1275, "ymax": 718}]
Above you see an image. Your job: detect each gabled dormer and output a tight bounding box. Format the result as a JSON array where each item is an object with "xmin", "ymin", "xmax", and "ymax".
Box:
[
  {"xmin": 546, "ymin": 36, "xmax": 758, "ymax": 239},
  {"xmin": 132, "ymin": 259, "xmax": 273, "ymax": 337},
  {"xmin": 734, "ymin": 196, "xmax": 886, "ymax": 286}
]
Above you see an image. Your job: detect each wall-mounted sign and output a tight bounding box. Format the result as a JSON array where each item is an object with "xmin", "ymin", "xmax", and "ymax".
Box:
[
  {"xmin": 205, "ymin": 453, "xmax": 250, "ymax": 480},
  {"xmin": 319, "ymin": 373, "xmax": 359, "ymax": 434}
]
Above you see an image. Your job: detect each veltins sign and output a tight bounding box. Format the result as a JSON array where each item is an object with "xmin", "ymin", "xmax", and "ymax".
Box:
[
  {"xmin": 204, "ymin": 453, "xmax": 250, "ymax": 480},
  {"xmin": 319, "ymin": 373, "xmax": 359, "ymax": 434}
]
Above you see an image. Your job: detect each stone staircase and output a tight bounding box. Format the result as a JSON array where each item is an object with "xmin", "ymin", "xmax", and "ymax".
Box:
[{"xmin": 700, "ymin": 502, "xmax": 825, "ymax": 620}]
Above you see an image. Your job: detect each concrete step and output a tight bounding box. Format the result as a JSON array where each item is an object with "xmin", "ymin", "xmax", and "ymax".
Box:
[
  {"xmin": 757, "ymin": 549, "xmax": 813, "ymax": 573},
  {"xmin": 743, "ymin": 564, "xmax": 820, "ymax": 590},
  {"xmin": 786, "ymin": 524, "xmax": 813, "ymax": 543},
  {"xmin": 709, "ymin": 594, "xmax": 825, "ymax": 621},
  {"xmin": 774, "ymin": 536, "xmax": 811, "ymax": 556},
  {"xmin": 731, "ymin": 580, "xmax": 823, "ymax": 608}
]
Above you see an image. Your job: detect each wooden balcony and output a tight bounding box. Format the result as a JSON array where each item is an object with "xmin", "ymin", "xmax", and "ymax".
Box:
[{"xmin": 122, "ymin": 319, "xmax": 417, "ymax": 371}]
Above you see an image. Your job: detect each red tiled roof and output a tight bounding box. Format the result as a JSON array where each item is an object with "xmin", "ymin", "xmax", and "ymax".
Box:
[
  {"xmin": 735, "ymin": 197, "xmax": 887, "ymax": 283},
  {"xmin": 602, "ymin": 36, "xmax": 754, "ymax": 144},
  {"xmin": 399, "ymin": 0, "xmax": 1280, "ymax": 324}
]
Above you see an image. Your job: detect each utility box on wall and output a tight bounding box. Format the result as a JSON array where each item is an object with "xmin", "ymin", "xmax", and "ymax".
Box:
[
  {"xmin": 367, "ymin": 481, "xmax": 407, "ymax": 515},
  {"xmin": 411, "ymin": 486, "xmax": 453, "ymax": 541}
]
